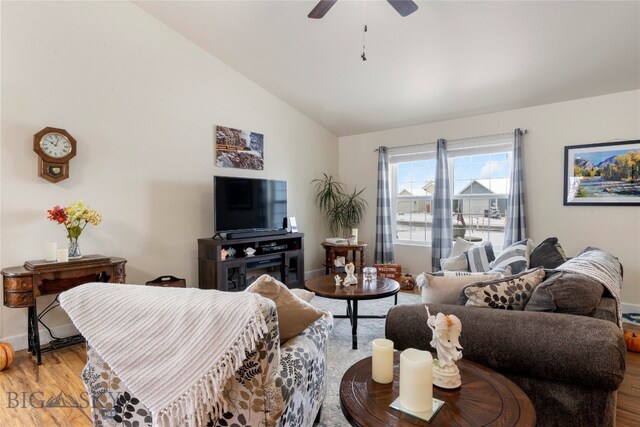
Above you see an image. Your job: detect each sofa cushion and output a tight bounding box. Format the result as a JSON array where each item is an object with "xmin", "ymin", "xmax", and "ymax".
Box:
[
  {"xmin": 525, "ymin": 271, "xmax": 604, "ymax": 316},
  {"xmin": 440, "ymin": 253, "xmax": 469, "ymax": 271},
  {"xmin": 450, "ymin": 237, "xmax": 476, "ymax": 257},
  {"xmin": 530, "ymin": 237, "xmax": 567, "ymax": 269},
  {"xmin": 490, "ymin": 238, "xmax": 533, "ymax": 274},
  {"xmin": 465, "ymin": 242, "xmax": 495, "ymax": 272},
  {"xmin": 416, "ymin": 271, "xmax": 502, "ymax": 305},
  {"xmin": 246, "ymin": 274, "xmax": 324, "ymax": 341},
  {"xmin": 460, "ymin": 268, "xmax": 545, "ymax": 310}
]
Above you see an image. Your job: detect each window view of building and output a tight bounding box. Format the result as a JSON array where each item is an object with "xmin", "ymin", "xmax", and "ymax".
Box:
[{"xmin": 393, "ymin": 150, "xmax": 511, "ymax": 251}]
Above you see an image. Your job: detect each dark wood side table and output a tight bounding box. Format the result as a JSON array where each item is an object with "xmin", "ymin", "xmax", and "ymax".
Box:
[
  {"xmin": 321, "ymin": 241, "xmax": 367, "ymax": 274},
  {"xmin": 340, "ymin": 353, "xmax": 536, "ymax": 427},
  {"xmin": 305, "ymin": 274, "xmax": 399, "ymax": 350},
  {"xmin": 2, "ymin": 254, "xmax": 127, "ymax": 364}
]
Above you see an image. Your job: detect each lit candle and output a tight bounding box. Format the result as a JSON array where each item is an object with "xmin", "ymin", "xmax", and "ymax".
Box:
[
  {"xmin": 46, "ymin": 242, "xmax": 57, "ymax": 261},
  {"xmin": 57, "ymin": 248, "xmax": 69, "ymax": 263},
  {"xmin": 372, "ymin": 339, "xmax": 394, "ymax": 384},
  {"xmin": 399, "ymin": 348, "xmax": 433, "ymax": 412}
]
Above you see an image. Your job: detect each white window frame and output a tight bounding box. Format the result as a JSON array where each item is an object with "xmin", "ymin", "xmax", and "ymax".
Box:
[{"xmin": 390, "ymin": 135, "xmax": 514, "ymax": 247}]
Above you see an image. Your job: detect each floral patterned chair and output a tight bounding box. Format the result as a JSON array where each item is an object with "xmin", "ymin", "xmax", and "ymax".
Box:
[{"xmin": 82, "ymin": 299, "xmax": 333, "ymax": 427}]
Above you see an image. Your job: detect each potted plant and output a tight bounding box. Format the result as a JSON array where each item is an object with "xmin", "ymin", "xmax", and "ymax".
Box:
[
  {"xmin": 312, "ymin": 173, "xmax": 367, "ymax": 237},
  {"xmin": 452, "ymin": 213, "xmax": 466, "ymax": 238}
]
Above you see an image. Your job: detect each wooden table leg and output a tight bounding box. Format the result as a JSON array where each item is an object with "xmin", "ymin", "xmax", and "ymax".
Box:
[{"xmin": 351, "ymin": 300, "xmax": 358, "ymax": 350}]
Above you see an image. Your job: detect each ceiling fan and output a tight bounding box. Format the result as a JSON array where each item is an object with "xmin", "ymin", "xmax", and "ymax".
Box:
[{"xmin": 308, "ymin": 0, "xmax": 419, "ymax": 19}]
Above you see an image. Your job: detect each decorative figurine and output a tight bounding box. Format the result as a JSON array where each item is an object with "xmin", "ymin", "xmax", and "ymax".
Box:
[
  {"xmin": 426, "ymin": 307, "xmax": 463, "ymax": 389},
  {"xmin": 334, "ymin": 256, "xmax": 346, "ymax": 268},
  {"xmin": 335, "ymin": 275, "xmax": 343, "ymax": 287},
  {"xmin": 344, "ymin": 262, "xmax": 358, "ymax": 286},
  {"xmin": 244, "ymin": 247, "xmax": 256, "ymax": 257},
  {"xmin": 221, "ymin": 249, "xmax": 228, "ymax": 260},
  {"xmin": 226, "ymin": 247, "xmax": 236, "ymax": 258}
]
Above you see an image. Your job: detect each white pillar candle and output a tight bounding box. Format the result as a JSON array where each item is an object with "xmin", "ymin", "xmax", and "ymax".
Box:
[
  {"xmin": 46, "ymin": 242, "xmax": 57, "ymax": 261},
  {"xmin": 371, "ymin": 339, "xmax": 394, "ymax": 384},
  {"xmin": 56, "ymin": 248, "xmax": 69, "ymax": 263},
  {"xmin": 351, "ymin": 228, "xmax": 358, "ymax": 243},
  {"xmin": 399, "ymin": 348, "xmax": 433, "ymax": 412}
]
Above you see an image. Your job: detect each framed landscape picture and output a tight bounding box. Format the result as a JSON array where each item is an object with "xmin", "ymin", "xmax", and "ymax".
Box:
[
  {"xmin": 564, "ymin": 139, "xmax": 640, "ymax": 206},
  {"xmin": 215, "ymin": 125, "xmax": 264, "ymax": 170}
]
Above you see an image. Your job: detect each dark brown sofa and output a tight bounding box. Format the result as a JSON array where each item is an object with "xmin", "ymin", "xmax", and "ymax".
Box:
[{"xmin": 386, "ymin": 295, "xmax": 626, "ymax": 426}]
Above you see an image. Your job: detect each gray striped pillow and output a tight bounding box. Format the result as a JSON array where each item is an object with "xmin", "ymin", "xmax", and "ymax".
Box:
[
  {"xmin": 465, "ymin": 242, "xmax": 495, "ymax": 272},
  {"xmin": 490, "ymin": 238, "xmax": 533, "ymax": 274}
]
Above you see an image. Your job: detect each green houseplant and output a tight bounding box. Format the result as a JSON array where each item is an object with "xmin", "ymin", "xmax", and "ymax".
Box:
[{"xmin": 312, "ymin": 173, "xmax": 367, "ymax": 237}]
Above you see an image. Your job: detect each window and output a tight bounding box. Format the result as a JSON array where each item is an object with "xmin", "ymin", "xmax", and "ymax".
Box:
[{"xmin": 390, "ymin": 136, "xmax": 513, "ymax": 251}]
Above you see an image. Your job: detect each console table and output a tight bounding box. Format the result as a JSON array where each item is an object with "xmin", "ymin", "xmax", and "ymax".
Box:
[
  {"xmin": 321, "ymin": 241, "xmax": 367, "ymax": 274},
  {"xmin": 2, "ymin": 255, "xmax": 127, "ymax": 364},
  {"xmin": 198, "ymin": 233, "xmax": 304, "ymax": 291}
]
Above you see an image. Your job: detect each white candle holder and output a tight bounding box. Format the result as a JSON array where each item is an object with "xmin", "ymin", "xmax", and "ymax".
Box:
[{"xmin": 399, "ymin": 348, "xmax": 433, "ymax": 412}]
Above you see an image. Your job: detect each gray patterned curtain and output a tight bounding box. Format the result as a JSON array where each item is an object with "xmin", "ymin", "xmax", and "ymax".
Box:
[
  {"xmin": 431, "ymin": 139, "xmax": 452, "ymax": 271},
  {"xmin": 375, "ymin": 146, "xmax": 394, "ymax": 263},
  {"xmin": 504, "ymin": 129, "xmax": 526, "ymax": 247}
]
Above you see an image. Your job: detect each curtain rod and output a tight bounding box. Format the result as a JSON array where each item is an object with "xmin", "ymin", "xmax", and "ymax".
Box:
[{"xmin": 374, "ymin": 129, "xmax": 527, "ymax": 152}]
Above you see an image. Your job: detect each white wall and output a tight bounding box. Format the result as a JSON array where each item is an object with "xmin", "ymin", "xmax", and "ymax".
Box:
[
  {"xmin": 339, "ymin": 90, "xmax": 640, "ymax": 306},
  {"xmin": 0, "ymin": 2, "xmax": 337, "ymax": 345}
]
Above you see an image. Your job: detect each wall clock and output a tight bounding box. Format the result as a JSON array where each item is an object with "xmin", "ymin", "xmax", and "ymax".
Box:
[{"xmin": 33, "ymin": 127, "xmax": 77, "ymax": 183}]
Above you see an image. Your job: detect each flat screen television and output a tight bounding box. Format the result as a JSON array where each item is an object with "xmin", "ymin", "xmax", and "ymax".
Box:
[{"xmin": 214, "ymin": 176, "xmax": 287, "ymax": 234}]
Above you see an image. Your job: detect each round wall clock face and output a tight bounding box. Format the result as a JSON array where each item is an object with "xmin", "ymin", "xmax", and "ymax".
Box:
[{"xmin": 39, "ymin": 132, "xmax": 73, "ymax": 159}]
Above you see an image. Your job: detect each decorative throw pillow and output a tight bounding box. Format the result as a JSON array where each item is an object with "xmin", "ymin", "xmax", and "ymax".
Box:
[
  {"xmin": 440, "ymin": 253, "xmax": 469, "ymax": 272},
  {"xmin": 465, "ymin": 242, "xmax": 495, "ymax": 272},
  {"xmin": 525, "ymin": 271, "xmax": 604, "ymax": 316},
  {"xmin": 450, "ymin": 237, "xmax": 476, "ymax": 257},
  {"xmin": 246, "ymin": 274, "xmax": 324, "ymax": 342},
  {"xmin": 530, "ymin": 237, "xmax": 567, "ymax": 269},
  {"xmin": 290, "ymin": 288, "xmax": 315, "ymax": 303},
  {"xmin": 416, "ymin": 271, "xmax": 502, "ymax": 305},
  {"xmin": 490, "ymin": 238, "xmax": 533, "ymax": 274},
  {"xmin": 460, "ymin": 268, "xmax": 545, "ymax": 310}
]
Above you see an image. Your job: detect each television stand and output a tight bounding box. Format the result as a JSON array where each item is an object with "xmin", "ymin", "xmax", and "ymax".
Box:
[{"xmin": 198, "ymin": 233, "xmax": 304, "ymax": 291}]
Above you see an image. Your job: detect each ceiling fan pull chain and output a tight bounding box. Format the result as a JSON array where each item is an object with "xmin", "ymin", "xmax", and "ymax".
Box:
[{"xmin": 361, "ymin": 24, "xmax": 368, "ymax": 61}]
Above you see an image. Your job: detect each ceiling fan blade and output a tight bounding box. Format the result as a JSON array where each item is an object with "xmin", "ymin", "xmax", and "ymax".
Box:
[
  {"xmin": 387, "ymin": 0, "xmax": 418, "ymax": 17},
  {"xmin": 308, "ymin": 0, "xmax": 338, "ymax": 19}
]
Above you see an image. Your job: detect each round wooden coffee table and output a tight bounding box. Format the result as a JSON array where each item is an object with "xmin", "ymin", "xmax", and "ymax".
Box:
[
  {"xmin": 340, "ymin": 353, "xmax": 536, "ymax": 427},
  {"xmin": 305, "ymin": 274, "xmax": 400, "ymax": 350}
]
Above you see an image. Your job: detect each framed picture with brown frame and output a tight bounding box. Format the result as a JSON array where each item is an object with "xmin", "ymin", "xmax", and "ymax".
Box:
[{"xmin": 563, "ymin": 139, "xmax": 640, "ymax": 206}]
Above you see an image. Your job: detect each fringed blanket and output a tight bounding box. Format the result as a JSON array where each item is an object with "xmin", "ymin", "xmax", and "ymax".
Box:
[
  {"xmin": 60, "ymin": 283, "xmax": 268, "ymax": 427},
  {"xmin": 555, "ymin": 249, "xmax": 623, "ymax": 328}
]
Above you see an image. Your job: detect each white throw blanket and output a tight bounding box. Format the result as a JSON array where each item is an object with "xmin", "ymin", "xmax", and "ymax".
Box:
[
  {"xmin": 555, "ymin": 249, "xmax": 623, "ymax": 328},
  {"xmin": 60, "ymin": 283, "xmax": 268, "ymax": 427}
]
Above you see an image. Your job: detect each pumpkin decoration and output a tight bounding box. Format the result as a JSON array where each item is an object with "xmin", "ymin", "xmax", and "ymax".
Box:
[
  {"xmin": 624, "ymin": 330, "xmax": 640, "ymax": 353},
  {"xmin": 400, "ymin": 274, "xmax": 416, "ymax": 290},
  {"xmin": 0, "ymin": 342, "xmax": 15, "ymax": 371}
]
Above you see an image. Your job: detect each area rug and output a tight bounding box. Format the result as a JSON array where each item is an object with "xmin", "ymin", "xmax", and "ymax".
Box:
[
  {"xmin": 622, "ymin": 312, "xmax": 640, "ymax": 326},
  {"xmin": 310, "ymin": 291, "xmax": 422, "ymax": 426}
]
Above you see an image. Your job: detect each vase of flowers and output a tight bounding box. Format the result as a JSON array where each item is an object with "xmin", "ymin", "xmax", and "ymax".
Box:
[{"xmin": 47, "ymin": 200, "xmax": 102, "ymax": 259}]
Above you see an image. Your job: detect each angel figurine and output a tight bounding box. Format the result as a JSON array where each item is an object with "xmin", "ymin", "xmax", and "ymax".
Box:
[
  {"xmin": 343, "ymin": 262, "xmax": 358, "ymax": 285},
  {"xmin": 426, "ymin": 306, "xmax": 463, "ymax": 389},
  {"xmin": 335, "ymin": 275, "xmax": 343, "ymax": 287}
]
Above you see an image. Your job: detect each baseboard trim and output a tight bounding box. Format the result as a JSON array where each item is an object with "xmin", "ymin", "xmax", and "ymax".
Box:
[
  {"xmin": 622, "ymin": 302, "xmax": 640, "ymax": 314},
  {"xmin": 2, "ymin": 323, "xmax": 79, "ymax": 351}
]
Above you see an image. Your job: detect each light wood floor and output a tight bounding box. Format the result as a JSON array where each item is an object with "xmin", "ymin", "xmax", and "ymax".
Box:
[{"xmin": 1, "ymin": 324, "xmax": 639, "ymax": 426}]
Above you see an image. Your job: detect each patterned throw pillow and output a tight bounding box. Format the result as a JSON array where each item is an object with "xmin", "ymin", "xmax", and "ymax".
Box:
[
  {"xmin": 490, "ymin": 238, "xmax": 534, "ymax": 274},
  {"xmin": 465, "ymin": 242, "xmax": 495, "ymax": 272},
  {"xmin": 416, "ymin": 271, "xmax": 503, "ymax": 305},
  {"xmin": 461, "ymin": 268, "xmax": 545, "ymax": 310}
]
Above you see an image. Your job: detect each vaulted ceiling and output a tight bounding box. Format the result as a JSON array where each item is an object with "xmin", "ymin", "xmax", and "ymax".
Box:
[{"xmin": 134, "ymin": 1, "xmax": 640, "ymax": 137}]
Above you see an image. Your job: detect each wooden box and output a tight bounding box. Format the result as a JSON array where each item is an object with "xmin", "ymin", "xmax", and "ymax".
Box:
[{"xmin": 374, "ymin": 264, "xmax": 402, "ymax": 281}]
